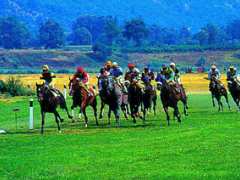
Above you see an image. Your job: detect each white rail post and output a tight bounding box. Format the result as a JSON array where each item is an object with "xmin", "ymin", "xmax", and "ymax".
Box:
[
  {"xmin": 29, "ymin": 98, "xmax": 34, "ymax": 130},
  {"xmin": 63, "ymin": 84, "xmax": 67, "ymax": 100}
]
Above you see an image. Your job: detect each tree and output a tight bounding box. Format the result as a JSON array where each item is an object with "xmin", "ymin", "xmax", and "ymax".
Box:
[
  {"xmin": 39, "ymin": 20, "xmax": 65, "ymax": 49},
  {"xmin": 73, "ymin": 15, "xmax": 106, "ymax": 43},
  {"xmin": 194, "ymin": 24, "xmax": 219, "ymax": 45},
  {"xmin": 226, "ymin": 19, "xmax": 240, "ymax": 41},
  {"xmin": 123, "ymin": 19, "xmax": 148, "ymax": 46},
  {"xmin": 0, "ymin": 17, "xmax": 29, "ymax": 49},
  {"xmin": 71, "ymin": 27, "xmax": 92, "ymax": 45},
  {"xmin": 103, "ymin": 17, "xmax": 120, "ymax": 45}
]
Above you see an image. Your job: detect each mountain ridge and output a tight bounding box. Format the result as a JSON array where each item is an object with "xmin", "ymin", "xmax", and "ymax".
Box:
[{"xmin": 1, "ymin": 0, "xmax": 240, "ymax": 32}]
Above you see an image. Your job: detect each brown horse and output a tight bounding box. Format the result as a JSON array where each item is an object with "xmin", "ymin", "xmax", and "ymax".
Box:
[
  {"xmin": 142, "ymin": 83, "xmax": 157, "ymax": 120},
  {"xmin": 209, "ymin": 77, "xmax": 230, "ymax": 111},
  {"xmin": 158, "ymin": 79, "xmax": 188, "ymax": 126},
  {"xmin": 69, "ymin": 79, "xmax": 98, "ymax": 127},
  {"xmin": 36, "ymin": 83, "xmax": 73, "ymax": 134},
  {"xmin": 228, "ymin": 79, "xmax": 240, "ymax": 111}
]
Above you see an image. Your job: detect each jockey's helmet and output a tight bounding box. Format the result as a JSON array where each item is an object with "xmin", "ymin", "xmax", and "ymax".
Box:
[
  {"xmin": 211, "ymin": 64, "xmax": 217, "ymax": 70},
  {"xmin": 77, "ymin": 66, "xmax": 84, "ymax": 73},
  {"xmin": 112, "ymin": 62, "xmax": 118, "ymax": 68},
  {"xmin": 105, "ymin": 61, "xmax": 112, "ymax": 67},
  {"xmin": 162, "ymin": 64, "xmax": 167, "ymax": 70},
  {"xmin": 128, "ymin": 63, "xmax": 135, "ymax": 69},
  {"xmin": 170, "ymin": 62, "xmax": 176, "ymax": 68},
  {"xmin": 42, "ymin": 65, "xmax": 49, "ymax": 71}
]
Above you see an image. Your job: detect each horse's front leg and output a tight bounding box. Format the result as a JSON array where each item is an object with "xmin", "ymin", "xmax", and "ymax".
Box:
[
  {"xmin": 81, "ymin": 105, "xmax": 88, "ymax": 128},
  {"xmin": 174, "ymin": 106, "xmax": 181, "ymax": 123},
  {"xmin": 54, "ymin": 111, "xmax": 61, "ymax": 133},
  {"xmin": 41, "ymin": 110, "xmax": 45, "ymax": 134},
  {"xmin": 92, "ymin": 101, "xmax": 98, "ymax": 126},
  {"xmin": 163, "ymin": 106, "xmax": 170, "ymax": 126},
  {"xmin": 114, "ymin": 108, "xmax": 120, "ymax": 127},
  {"xmin": 212, "ymin": 94, "xmax": 215, "ymax": 107},
  {"xmin": 99, "ymin": 101, "xmax": 105, "ymax": 120},
  {"xmin": 225, "ymin": 95, "xmax": 231, "ymax": 110},
  {"xmin": 108, "ymin": 107, "xmax": 111, "ymax": 127}
]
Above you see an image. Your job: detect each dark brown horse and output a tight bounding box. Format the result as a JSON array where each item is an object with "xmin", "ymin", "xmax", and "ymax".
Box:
[
  {"xmin": 209, "ymin": 77, "xmax": 230, "ymax": 111},
  {"xmin": 142, "ymin": 83, "xmax": 157, "ymax": 120},
  {"xmin": 159, "ymin": 79, "xmax": 188, "ymax": 126},
  {"xmin": 36, "ymin": 83, "xmax": 73, "ymax": 134},
  {"xmin": 128, "ymin": 82, "xmax": 144, "ymax": 123},
  {"xmin": 69, "ymin": 79, "xmax": 98, "ymax": 127},
  {"xmin": 228, "ymin": 79, "xmax": 240, "ymax": 111}
]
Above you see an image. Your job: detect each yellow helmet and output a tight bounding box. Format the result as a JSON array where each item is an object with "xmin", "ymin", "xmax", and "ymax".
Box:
[
  {"xmin": 105, "ymin": 60, "xmax": 112, "ymax": 67},
  {"xmin": 42, "ymin": 65, "xmax": 49, "ymax": 71}
]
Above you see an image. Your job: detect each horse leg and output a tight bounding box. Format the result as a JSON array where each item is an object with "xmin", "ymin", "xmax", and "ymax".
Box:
[
  {"xmin": 114, "ymin": 108, "xmax": 120, "ymax": 128},
  {"xmin": 54, "ymin": 111, "xmax": 61, "ymax": 133},
  {"xmin": 130, "ymin": 104, "xmax": 136, "ymax": 123},
  {"xmin": 99, "ymin": 101, "xmax": 105, "ymax": 120},
  {"xmin": 224, "ymin": 95, "xmax": 231, "ymax": 110},
  {"xmin": 212, "ymin": 94, "xmax": 215, "ymax": 107},
  {"xmin": 174, "ymin": 106, "xmax": 181, "ymax": 123},
  {"xmin": 163, "ymin": 107, "xmax": 170, "ymax": 126},
  {"xmin": 71, "ymin": 106, "xmax": 75, "ymax": 123},
  {"xmin": 41, "ymin": 111, "xmax": 45, "ymax": 134},
  {"xmin": 108, "ymin": 107, "xmax": 111, "ymax": 127},
  {"xmin": 92, "ymin": 101, "xmax": 98, "ymax": 126},
  {"xmin": 153, "ymin": 97, "xmax": 157, "ymax": 115},
  {"xmin": 182, "ymin": 99, "xmax": 188, "ymax": 116},
  {"xmin": 65, "ymin": 106, "xmax": 73, "ymax": 120},
  {"xmin": 81, "ymin": 106, "xmax": 88, "ymax": 128},
  {"xmin": 217, "ymin": 97, "xmax": 223, "ymax": 112},
  {"xmin": 121, "ymin": 104, "xmax": 128, "ymax": 120}
]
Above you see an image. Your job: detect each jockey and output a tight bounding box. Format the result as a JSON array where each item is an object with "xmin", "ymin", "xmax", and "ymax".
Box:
[
  {"xmin": 141, "ymin": 66, "xmax": 155, "ymax": 90},
  {"xmin": 227, "ymin": 66, "xmax": 240, "ymax": 86},
  {"xmin": 73, "ymin": 67, "xmax": 92, "ymax": 96},
  {"xmin": 40, "ymin": 65, "xmax": 56, "ymax": 86},
  {"xmin": 104, "ymin": 60, "xmax": 113, "ymax": 74},
  {"xmin": 208, "ymin": 64, "xmax": 221, "ymax": 80},
  {"xmin": 110, "ymin": 62, "xmax": 128, "ymax": 93},
  {"xmin": 125, "ymin": 63, "xmax": 140, "ymax": 82},
  {"xmin": 40, "ymin": 65, "xmax": 59, "ymax": 97},
  {"xmin": 170, "ymin": 62, "xmax": 181, "ymax": 84},
  {"xmin": 161, "ymin": 64, "xmax": 175, "ymax": 83},
  {"xmin": 227, "ymin": 66, "xmax": 238, "ymax": 81}
]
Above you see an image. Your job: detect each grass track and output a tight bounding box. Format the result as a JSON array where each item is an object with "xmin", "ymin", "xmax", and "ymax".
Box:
[{"xmin": 0, "ymin": 94, "xmax": 240, "ymax": 179}]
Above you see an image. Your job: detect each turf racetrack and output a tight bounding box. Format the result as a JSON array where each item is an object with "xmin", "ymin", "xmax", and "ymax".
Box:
[{"xmin": 0, "ymin": 94, "xmax": 240, "ymax": 179}]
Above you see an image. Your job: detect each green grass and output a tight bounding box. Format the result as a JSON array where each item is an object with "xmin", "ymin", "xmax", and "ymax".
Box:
[{"xmin": 0, "ymin": 94, "xmax": 240, "ymax": 179}]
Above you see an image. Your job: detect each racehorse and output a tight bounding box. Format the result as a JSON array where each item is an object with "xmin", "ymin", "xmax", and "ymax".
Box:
[
  {"xmin": 158, "ymin": 79, "xmax": 188, "ymax": 126},
  {"xmin": 142, "ymin": 83, "xmax": 157, "ymax": 120},
  {"xmin": 227, "ymin": 79, "xmax": 240, "ymax": 110},
  {"xmin": 128, "ymin": 82, "xmax": 144, "ymax": 123},
  {"xmin": 209, "ymin": 77, "xmax": 231, "ymax": 111},
  {"xmin": 36, "ymin": 83, "xmax": 73, "ymax": 134},
  {"xmin": 99, "ymin": 77, "xmax": 127, "ymax": 127},
  {"xmin": 69, "ymin": 78, "xmax": 98, "ymax": 127}
]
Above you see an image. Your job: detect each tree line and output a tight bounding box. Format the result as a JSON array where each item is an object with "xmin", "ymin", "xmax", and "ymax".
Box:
[{"xmin": 1, "ymin": 16, "xmax": 240, "ymax": 50}]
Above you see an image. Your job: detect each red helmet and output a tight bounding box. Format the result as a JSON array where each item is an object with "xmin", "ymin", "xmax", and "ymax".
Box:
[
  {"xmin": 76, "ymin": 66, "xmax": 84, "ymax": 73},
  {"xmin": 128, "ymin": 63, "xmax": 135, "ymax": 68}
]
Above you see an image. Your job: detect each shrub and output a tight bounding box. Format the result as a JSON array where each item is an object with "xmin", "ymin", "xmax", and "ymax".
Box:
[{"xmin": 4, "ymin": 77, "xmax": 34, "ymax": 96}]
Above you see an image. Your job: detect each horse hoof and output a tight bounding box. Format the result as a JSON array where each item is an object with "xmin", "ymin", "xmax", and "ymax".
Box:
[
  {"xmin": 68, "ymin": 115, "xmax": 73, "ymax": 119},
  {"xmin": 60, "ymin": 119, "xmax": 64, "ymax": 123},
  {"xmin": 85, "ymin": 124, "xmax": 88, "ymax": 128},
  {"xmin": 59, "ymin": 130, "xmax": 62, "ymax": 134}
]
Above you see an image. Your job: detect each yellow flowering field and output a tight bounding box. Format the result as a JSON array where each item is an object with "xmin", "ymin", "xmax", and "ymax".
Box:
[{"xmin": 0, "ymin": 73, "xmax": 228, "ymax": 93}]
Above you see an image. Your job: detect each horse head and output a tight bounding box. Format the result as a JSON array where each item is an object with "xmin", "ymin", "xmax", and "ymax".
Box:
[{"xmin": 36, "ymin": 83, "xmax": 46, "ymax": 101}]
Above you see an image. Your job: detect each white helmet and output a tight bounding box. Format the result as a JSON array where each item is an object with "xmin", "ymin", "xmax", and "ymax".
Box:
[
  {"xmin": 170, "ymin": 62, "xmax": 176, "ymax": 67},
  {"xmin": 112, "ymin": 62, "xmax": 118, "ymax": 68}
]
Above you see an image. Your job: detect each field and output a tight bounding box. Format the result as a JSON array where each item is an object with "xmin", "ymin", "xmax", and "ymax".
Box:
[
  {"xmin": 0, "ymin": 73, "xmax": 228, "ymax": 93},
  {"xmin": 0, "ymin": 73, "xmax": 240, "ymax": 179}
]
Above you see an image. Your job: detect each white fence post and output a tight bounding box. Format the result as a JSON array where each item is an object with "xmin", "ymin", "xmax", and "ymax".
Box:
[
  {"xmin": 29, "ymin": 98, "xmax": 34, "ymax": 130},
  {"xmin": 63, "ymin": 84, "xmax": 67, "ymax": 100}
]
